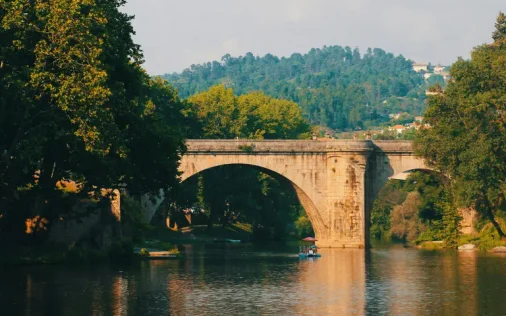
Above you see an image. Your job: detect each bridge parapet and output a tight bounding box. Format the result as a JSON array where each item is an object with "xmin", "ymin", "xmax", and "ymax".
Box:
[
  {"xmin": 186, "ymin": 139, "xmax": 375, "ymax": 153},
  {"xmin": 372, "ymin": 140, "xmax": 415, "ymax": 154}
]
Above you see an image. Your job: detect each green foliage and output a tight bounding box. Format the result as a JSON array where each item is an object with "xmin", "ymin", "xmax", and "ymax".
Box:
[
  {"xmin": 121, "ymin": 194, "xmax": 151, "ymax": 243},
  {"xmin": 370, "ymin": 202, "xmax": 392, "ymax": 240},
  {"xmin": 492, "ymin": 11, "xmax": 506, "ymax": 41},
  {"xmin": 294, "ymin": 215, "xmax": 314, "ymax": 237},
  {"xmin": 164, "ymin": 47, "xmax": 426, "ymax": 131},
  {"xmin": 0, "ymin": 0, "xmax": 188, "ymax": 244},
  {"xmin": 167, "ymin": 247, "xmax": 180, "ymax": 255},
  {"xmin": 139, "ymin": 248, "xmax": 150, "ymax": 257},
  {"xmin": 476, "ymin": 219, "xmax": 506, "ymax": 251},
  {"xmin": 425, "ymin": 74, "xmax": 446, "ymax": 88},
  {"xmin": 370, "ymin": 179, "xmax": 407, "ymax": 239},
  {"xmin": 371, "ymin": 172, "xmax": 459, "ymax": 247},
  {"xmin": 440, "ymin": 201, "xmax": 461, "ymax": 248},
  {"xmin": 414, "ymin": 13, "xmax": 506, "ymax": 239},
  {"xmin": 390, "ymin": 191, "xmax": 425, "ymax": 242},
  {"xmin": 187, "ymin": 85, "xmax": 311, "ymax": 139},
  {"xmin": 238, "ymin": 145, "xmax": 254, "ymax": 153}
]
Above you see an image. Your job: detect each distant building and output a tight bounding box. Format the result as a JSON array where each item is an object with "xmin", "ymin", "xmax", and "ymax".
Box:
[
  {"xmin": 425, "ymin": 90, "xmax": 440, "ymax": 96},
  {"xmin": 415, "ymin": 116, "xmax": 423, "ymax": 122},
  {"xmin": 413, "ymin": 62, "xmax": 428, "ymax": 72},
  {"xmin": 424, "ymin": 73, "xmax": 433, "ymax": 80},
  {"xmin": 390, "ymin": 124, "xmax": 406, "ymax": 134},
  {"xmin": 433, "ymin": 65, "xmax": 445, "ymax": 74},
  {"xmin": 441, "ymin": 70, "xmax": 451, "ymax": 81},
  {"xmin": 389, "ymin": 112, "xmax": 403, "ymax": 119}
]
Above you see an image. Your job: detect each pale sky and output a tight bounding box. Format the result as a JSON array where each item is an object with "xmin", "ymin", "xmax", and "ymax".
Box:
[{"xmin": 121, "ymin": 0, "xmax": 505, "ymax": 75}]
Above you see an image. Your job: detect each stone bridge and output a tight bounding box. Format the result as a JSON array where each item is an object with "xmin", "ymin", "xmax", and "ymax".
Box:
[{"xmin": 142, "ymin": 140, "xmax": 428, "ymax": 248}]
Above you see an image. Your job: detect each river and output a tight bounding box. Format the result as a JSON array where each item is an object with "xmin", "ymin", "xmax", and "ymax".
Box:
[{"xmin": 1, "ymin": 244, "xmax": 505, "ymax": 315}]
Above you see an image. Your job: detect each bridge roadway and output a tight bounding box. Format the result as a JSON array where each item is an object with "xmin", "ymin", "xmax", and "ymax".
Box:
[{"xmin": 143, "ymin": 139, "xmax": 427, "ymax": 248}]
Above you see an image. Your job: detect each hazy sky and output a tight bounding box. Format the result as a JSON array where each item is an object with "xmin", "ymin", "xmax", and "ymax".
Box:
[{"xmin": 122, "ymin": 0, "xmax": 505, "ymax": 75}]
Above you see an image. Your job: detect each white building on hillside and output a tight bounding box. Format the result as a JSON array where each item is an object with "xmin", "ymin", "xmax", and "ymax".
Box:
[{"xmin": 413, "ymin": 63, "xmax": 428, "ymax": 72}]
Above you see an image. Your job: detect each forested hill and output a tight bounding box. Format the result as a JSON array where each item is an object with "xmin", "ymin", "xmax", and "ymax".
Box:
[{"xmin": 162, "ymin": 46, "xmax": 426, "ymax": 131}]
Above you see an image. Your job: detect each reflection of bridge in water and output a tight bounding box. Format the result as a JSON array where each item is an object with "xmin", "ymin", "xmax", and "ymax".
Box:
[{"xmin": 143, "ymin": 140, "xmax": 428, "ymax": 248}]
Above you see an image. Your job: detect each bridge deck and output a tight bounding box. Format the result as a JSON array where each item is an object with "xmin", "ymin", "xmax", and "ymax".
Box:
[{"xmin": 185, "ymin": 139, "xmax": 415, "ymax": 154}]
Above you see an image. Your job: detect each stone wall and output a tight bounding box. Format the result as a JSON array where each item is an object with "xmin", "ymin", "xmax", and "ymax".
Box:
[{"xmin": 50, "ymin": 189, "xmax": 121, "ymax": 244}]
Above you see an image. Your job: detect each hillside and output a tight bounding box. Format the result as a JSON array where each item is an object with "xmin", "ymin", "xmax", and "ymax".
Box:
[{"xmin": 162, "ymin": 46, "xmax": 427, "ymax": 131}]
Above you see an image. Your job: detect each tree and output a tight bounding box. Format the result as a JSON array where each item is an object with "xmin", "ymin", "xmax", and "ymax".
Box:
[
  {"xmin": 0, "ymin": 0, "xmax": 187, "ymax": 242},
  {"xmin": 415, "ymin": 12, "xmax": 506, "ymax": 239},
  {"xmin": 390, "ymin": 191, "xmax": 425, "ymax": 242},
  {"xmin": 492, "ymin": 11, "xmax": 506, "ymax": 42}
]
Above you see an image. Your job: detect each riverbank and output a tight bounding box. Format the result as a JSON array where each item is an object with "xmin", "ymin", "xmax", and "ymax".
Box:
[
  {"xmin": 0, "ymin": 238, "xmax": 134, "ymax": 267},
  {"xmin": 143, "ymin": 223, "xmax": 254, "ymax": 244}
]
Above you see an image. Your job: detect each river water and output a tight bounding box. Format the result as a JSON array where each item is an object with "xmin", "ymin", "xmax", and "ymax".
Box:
[{"xmin": 1, "ymin": 244, "xmax": 505, "ymax": 316}]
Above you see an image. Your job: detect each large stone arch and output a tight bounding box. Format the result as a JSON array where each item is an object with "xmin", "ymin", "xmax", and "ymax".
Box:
[{"xmin": 179, "ymin": 155, "xmax": 330, "ymax": 241}]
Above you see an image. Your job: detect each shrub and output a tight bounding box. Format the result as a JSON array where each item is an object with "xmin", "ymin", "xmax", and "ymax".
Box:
[
  {"xmin": 390, "ymin": 192, "xmax": 425, "ymax": 243},
  {"xmin": 477, "ymin": 219, "xmax": 506, "ymax": 251},
  {"xmin": 168, "ymin": 247, "xmax": 180, "ymax": 255},
  {"xmin": 294, "ymin": 215, "xmax": 314, "ymax": 237}
]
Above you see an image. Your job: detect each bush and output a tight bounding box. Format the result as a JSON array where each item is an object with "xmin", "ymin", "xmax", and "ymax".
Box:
[
  {"xmin": 476, "ymin": 220, "xmax": 506, "ymax": 251},
  {"xmin": 390, "ymin": 192, "xmax": 425, "ymax": 243},
  {"xmin": 140, "ymin": 248, "xmax": 150, "ymax": 257},
  {"xmin": 294, "ymin": 215, "xmax": 314, "ymax": 237},
  {"xmin": 168, "ymin": 247, "xmax": 180, "ymax": 255}
]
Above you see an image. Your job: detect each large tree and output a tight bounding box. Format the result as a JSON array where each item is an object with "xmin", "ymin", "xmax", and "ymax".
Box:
[
  {"xmin": 0, "ymin": 0, "xmax": 187, "ymax": 241},
  {"xmin": 415, "ymin": 12, "xmax": 506, "ymax": 239}
]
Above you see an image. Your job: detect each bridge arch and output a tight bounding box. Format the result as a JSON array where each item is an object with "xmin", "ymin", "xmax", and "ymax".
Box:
[{"xmin": 179, "ymin": 158, "xmax": 329, "ymax": 241}]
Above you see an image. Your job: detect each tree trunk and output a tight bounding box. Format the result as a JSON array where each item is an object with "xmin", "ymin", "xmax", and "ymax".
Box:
[
  {"xmin": 30, "ymin": 155, "xmax": 57, "ymax": 244},
  {"xmin": 485, "ymin": 205, "xmax": 506, "ymax": 239}
]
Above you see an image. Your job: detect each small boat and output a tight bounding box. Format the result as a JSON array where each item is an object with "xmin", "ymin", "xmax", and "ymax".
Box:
[
  {"xmin": 226, "ymin": 239, "xmax": 241, "ymax": 243},
  {"xmin": 299, "ymin": 252, "xmax": 321, "ymax": 258},
  {"xmin": 299, "ymin": 237, "xmax": 321, "ymax": 258},
  {"xmin": 146, "ymin": 251, "xmax": 178, "ymax": 259},
  {"xmin": 213, "ymin": 238, "xmax": 242, "ymax": 243}
]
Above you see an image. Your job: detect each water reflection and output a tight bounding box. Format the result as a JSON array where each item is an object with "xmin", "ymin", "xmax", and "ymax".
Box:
[{"xmin": 1, "ymin": 245, "xmax": 506, "ymax": 315}]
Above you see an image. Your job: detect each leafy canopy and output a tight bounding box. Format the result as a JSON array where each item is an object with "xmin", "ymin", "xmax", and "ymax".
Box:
[
  {"xmin": 164, "ymin": 46, "xmax": 426, "ymax": 131},
  {"xmin": 414, "ymin": 12, "xmax": 506, "ymax": 237}
]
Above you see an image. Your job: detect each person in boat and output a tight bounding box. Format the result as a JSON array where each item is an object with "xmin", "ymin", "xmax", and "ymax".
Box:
[{"xmin": 312, "ymin": 242, "xmax": 318, "ymax": 254}]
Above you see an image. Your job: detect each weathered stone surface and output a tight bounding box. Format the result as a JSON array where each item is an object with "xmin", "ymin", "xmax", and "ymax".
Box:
[
  {"xmin": 490, "ymin": 246, "xmax": 506, "ymax": 253},
  {"xmin": 458, "ymin": 243, "xmax": 476, "ymax": 250}
]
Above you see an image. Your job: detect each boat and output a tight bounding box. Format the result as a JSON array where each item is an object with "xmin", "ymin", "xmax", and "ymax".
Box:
[
  {"xmin": 213, "ymin": 238, "xmax": 242, "ymax": 243},
  {"xmin": 299, "ymin": 237, "xmax": 321, "ymax": 258},
  {"xmin": 299, "ymin": 252, "xmax": 321, "ymax": 258}
]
